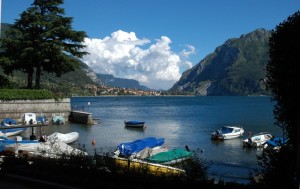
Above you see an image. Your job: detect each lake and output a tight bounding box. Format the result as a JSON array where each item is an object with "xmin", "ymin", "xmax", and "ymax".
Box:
[{"xmin": 24, "ymin": 96, "xmax": 282, "ymax": 184}]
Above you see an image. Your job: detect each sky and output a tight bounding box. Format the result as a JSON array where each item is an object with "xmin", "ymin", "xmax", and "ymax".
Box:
[{"xmin": 1, "ymin": 0, "xmax": 300, "ymax": 90}]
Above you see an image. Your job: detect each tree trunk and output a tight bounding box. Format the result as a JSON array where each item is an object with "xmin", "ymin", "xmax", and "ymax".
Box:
[
  {"xmin": 35, "ymin": 63, "xmax": 41, "ymax": 89},
  {"xmin": 27, "ymin": 69, "xmax": 34, "ymax": 89},
  {"xmin": 297, "ymin": 117, "xmax": 300, "ymax": 187}
]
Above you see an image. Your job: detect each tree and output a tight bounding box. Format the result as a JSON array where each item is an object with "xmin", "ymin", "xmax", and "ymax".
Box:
[
  {"xmin": 254, "ymin": 11, "xmax": 300, "ymax": 189},
  {"xmin": 0, "ymin": 0, "xmax": 88, "ymax": 89}
]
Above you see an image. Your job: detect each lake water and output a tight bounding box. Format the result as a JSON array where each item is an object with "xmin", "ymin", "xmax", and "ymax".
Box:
[{"xmin": 24, "ymin": 96, "xmax": 282, "ymax": 184}]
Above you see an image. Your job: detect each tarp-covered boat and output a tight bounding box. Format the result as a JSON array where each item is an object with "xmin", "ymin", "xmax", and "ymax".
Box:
[
  {"xmin": 0, "ymin": 118, "xmax": 27, "ymax": 137},
  {"xmin": 47, "ymin": 132, "xmax": 79, "ymax": 144},
  {"xmin": 3, "ymin": 139, "xmax": 87, "ymax": 158},
  {"xmin": 264, "ymin": 137, "xmax": 287, "ymax": 150},
  {"xmin": 115, "ymin": 137, "xmax": 164, "ymax": 157},
  {"xmin": 146, "ymin": 148, "xmax": 193, "ymax": 165},
  {"xmin": 52, "ymin": 115, "xmax": 65, "ymax": 125}
]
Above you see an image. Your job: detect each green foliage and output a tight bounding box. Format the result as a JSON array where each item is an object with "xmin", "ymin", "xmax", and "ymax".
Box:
[
  {"xmin": 252, "ymin": 11, "xmax": 300, "ymax": 188},
  {"xmin": 0, "ymin": 0, "xmax": 88, "ymax": 89},
  {"xmin": 0, "ymin": 89, "xmax": 53, "ymax": 100}
]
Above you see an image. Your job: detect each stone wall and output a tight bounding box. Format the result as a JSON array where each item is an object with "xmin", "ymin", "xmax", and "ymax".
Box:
[{"xmin": 0, "ymin": 99, "xmax": 71, "ymax": 123}]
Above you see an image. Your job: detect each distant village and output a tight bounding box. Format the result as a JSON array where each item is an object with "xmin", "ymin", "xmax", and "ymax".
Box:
[{"xmin": 85, "ymin": 84, "xmax": 165, "ymax": 96}]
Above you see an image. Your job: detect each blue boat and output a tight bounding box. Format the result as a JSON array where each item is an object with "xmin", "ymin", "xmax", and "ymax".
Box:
[
  {"xmin": 0, "ymin": 136, "xmax": 39, "ymax": 153},
  {"xmin": 0, "ymin": 118, "xmax": 27, "ymax": 137},
  {"xmin": 124, "ymin": 120, "xmax": 145, "ymax": 128},
  {"xmin": 264, "ymin": 137, "xmax": 287, "ymax": 150},
  {"xmin": 115, "ymin": 137, "xmax": 165, "ymax": 157}
]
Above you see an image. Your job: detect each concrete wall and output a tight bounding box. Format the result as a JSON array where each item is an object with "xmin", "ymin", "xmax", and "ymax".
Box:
[{"xmin": 0, "ymin": 99, "xmax": 71, "ymax": 123}]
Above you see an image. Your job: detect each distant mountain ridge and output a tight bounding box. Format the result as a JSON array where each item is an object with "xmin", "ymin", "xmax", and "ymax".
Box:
[
  {"xmin": 96, "ymin": 73, "xmax": 150, "ymax": 90},
  {"xmin": 169, "ymin": 28, "xmax": 271, "ymax": 96},
  {"xmin": 1, "ymin": 23, "xmax": 273, "ymax": 95}
]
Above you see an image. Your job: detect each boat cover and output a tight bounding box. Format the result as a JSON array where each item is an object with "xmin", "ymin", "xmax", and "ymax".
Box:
[
  {"xmin": 47, "ymin": 132, "xmax": 79, "ymax": 144},
  {"xmin": 0, "ymin": 138, "xmax": 39, "ymax": 152},
  {"xmin": 52, "ymin": 116, "xmax": 65, "ymax": 124},
  {"xmin": 220, "ymin": 126, "xmax": 234, "ymax": 134},
  {"xmin": 1, "ymin": 118, "xmax": 18, "ymax": 126},
  {"xmin": 265, "ymin": 137, "xmax": 287, "ymax": 147},
  {"xmin": 146, "ymin": 148, "xmax": 193, "ymax": 164},
  {"xmin": 117, "ymin": 137, "xmax": 164, "ymax": 157}
]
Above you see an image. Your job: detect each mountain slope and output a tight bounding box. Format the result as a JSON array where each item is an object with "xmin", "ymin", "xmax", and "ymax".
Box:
[
  {"xmin": 169, "ymin": 28, "xmax": 271, "ymax": 96},
  {"xmin": 96, "ymin": 73, "xmax": 150, "ymax": 90}
]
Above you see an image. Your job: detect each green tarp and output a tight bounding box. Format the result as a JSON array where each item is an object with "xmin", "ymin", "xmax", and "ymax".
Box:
[{"xmin": 146, "ymin": 148, "xmax": 193, "ymax": 164}]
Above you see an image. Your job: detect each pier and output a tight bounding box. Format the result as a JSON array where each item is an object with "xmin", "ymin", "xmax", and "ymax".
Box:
[{"xmin": 68, "ymin": 111, "xmax": 95, "ymax": 125}]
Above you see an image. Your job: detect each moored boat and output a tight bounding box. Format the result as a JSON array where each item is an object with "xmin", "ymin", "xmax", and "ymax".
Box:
[
  {"xmin": 242, "ymin": 132, "xmax": 273, "ymax": 147},
  {"xmin": 211, "ymin": 126, "xmax": 244, "ymax": 140},
  {"xmin": 114, "ymin": 137, "xmax": 165, "ymax": 158},
  {"xmin": 23, "ymin": 113, "xmax": 37, "ymax": 125},
  {"xmin": 111, "ymin": 156, "xmax": 185, "ymax": 176},
  {"xmin": 0, "ymin": 118, "xmax": 27, "ymax": 137},
  {"xmin": 124, "ymin": 120, "xmax": 145, "ymax": 128},
  {"xmin": 263, "ymin": 137, "xmax": 287, "ymax": 150},
  {"xmin": 52, "ymin": 115, "xmax": 65, "ymax": 125},
  {"xmin": 47, "ymin": 132, "xmax": 79, "ymax": 144},
  {"xmin": 145, "ymin": 148, "xmax": 193, "ymax": 165},
  {"xmin": 3, "ymin": 139, "xmax": 87, "ymax": 158}
]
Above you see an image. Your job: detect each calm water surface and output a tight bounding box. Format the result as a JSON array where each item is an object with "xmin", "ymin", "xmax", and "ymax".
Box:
[{"xmin": 23, "ymin": 96, "xmax": 281, "ymax": 183}]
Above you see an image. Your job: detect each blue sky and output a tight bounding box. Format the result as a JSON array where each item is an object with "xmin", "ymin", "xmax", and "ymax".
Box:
[{"xmin": 1, "ymin": 0, "xmax": 300, "ymax": 90}]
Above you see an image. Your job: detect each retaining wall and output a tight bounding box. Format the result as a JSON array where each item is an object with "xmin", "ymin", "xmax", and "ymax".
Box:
[{"xmin": 0, "ymin": 99, "xmax": 71, "ymax": 123}]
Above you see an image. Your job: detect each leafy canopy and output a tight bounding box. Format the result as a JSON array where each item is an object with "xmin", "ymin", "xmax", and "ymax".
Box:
[{"xmin": 0, "ymin": 0, "xmax": 88, "ymax": 89}]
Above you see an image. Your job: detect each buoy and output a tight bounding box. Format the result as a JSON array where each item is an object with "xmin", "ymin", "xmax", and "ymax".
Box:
[{"xmin": 92, "ymin": 140, "xmax": 96, "ymax": 145}]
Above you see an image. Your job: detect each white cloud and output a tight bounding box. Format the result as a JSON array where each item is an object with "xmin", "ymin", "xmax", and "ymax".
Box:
[{"xmin": 81, "ymin": 30, "xmax": 195, "ymax": 90}]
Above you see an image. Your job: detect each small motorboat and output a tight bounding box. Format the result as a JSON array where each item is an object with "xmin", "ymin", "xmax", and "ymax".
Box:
[
  {"xmin": 37, "ymin": 115, "xmax": 49, "ymax": 124},
  {"xmin": 0, "ymin": 118, "xmax": 27, "ymax": 137},
  {"xmin": 263, "ymin": 137, "xmax": 287, "ymax": 150},
  {"xmin": 52, "ymin": 115, "xmax": 65, "ymax": 125},
  {"xmin": 211, "ymin": 126, "xmax": 244, "ymax": 140},
  {"xmin": 22, "ymin": 113, "xmax": 37, "ymax": 125},
  {"xmin": 47, "ymin": 132, "xmax": 79, "ymax": 144},
  {"xmin": 242, "ymin": 132, "xmax": 273, "ymax": 147},
  {"xmin": 124, "ymin": 120, "xmax": 145, "ymax": 128}
]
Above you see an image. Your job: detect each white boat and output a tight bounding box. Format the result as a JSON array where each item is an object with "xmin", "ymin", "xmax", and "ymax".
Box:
[
  {"xmin": 242, "ymin": 132, "xmax": 273, "ymax": 147},
  {"xmin": 4, "ymin": 139, "xmax": 87, "ymax": 158},
  {"xmin": 22, "ymin": 113, "xmax": 37, "ymax": 125},
  {"xmin": 211, "ymin": 126, "xmax": 244, "ymax": 140},
  {"xmin": 47, "ymin": 132, "xmax": 79, "ymax": 144},
  {"xmin": 0, "ymin": 118, "xmax": 27, "ymax": 137}
]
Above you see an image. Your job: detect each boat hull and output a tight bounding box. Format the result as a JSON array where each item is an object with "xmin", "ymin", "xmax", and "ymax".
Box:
[
  {"xmin": 112, "ymin": 156, "xmax": 185, "ymax": 176},
  {"xmin": 124, "ymin": 121, "xmax": 145, "ymax": 128},
  {"xmin": 211, "ymin": 126, "xmax": 244, "ymax": 140},
  {"xmin": 242, "ymin": 132, "xmax": 273, "ymax": 147}
]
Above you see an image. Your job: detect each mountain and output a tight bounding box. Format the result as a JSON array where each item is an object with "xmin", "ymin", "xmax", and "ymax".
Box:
[
  {"xmin": 96, "ymin": 73, "xmax": 150, "ymax": 90},
  {"xmin": 169, "ymin": 28, "xmax": 272, "ymax": 96}
]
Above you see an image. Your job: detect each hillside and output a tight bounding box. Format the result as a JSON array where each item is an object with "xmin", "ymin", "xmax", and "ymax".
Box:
[
  {"xmin": 96, "ymin": 73, "xmax": 150, "ymax": 90},
  {"xmin": 169, "ymin": 28, "xmax": 271, "ymax": 96}
]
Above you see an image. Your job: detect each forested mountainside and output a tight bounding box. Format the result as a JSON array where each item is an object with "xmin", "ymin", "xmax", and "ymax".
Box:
[
  {"xmin": 169, "ymin": 28, "xmax": 272, "ymax": 96},
  {"xmin": 96, "ymin": 74, "xmax": 150, "ymax": 90}
]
